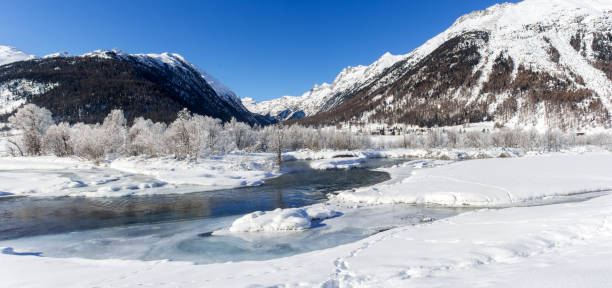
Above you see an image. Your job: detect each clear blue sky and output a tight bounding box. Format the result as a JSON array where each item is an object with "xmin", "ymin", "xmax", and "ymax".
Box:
[{"xmin": 1, "ymin": 0, "xmax": 518, "ymax": 101}]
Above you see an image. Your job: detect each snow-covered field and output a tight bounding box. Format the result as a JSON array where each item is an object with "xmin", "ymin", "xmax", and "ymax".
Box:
[
  {"xmin": 1, "ymin": 150, "xmax": 612, "ymax": 287},
  {"xmin": 336, "ymin": 152, "xmax": 612, "ymax": 207}
]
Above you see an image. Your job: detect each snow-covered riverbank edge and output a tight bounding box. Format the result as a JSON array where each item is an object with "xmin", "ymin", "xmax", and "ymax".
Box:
[
  {"xmin": 284, "ymin": 146, "xmax": 523, "ymax": 161},
  {"xmin": 334, "ymin": 151, "xmax": 612, "ymax": 207},
  {"xmin": 0, "ymin": 145, "xmax": 607, "ymax": 198},
  {"xmin": 0, "ymin": 146, "xmax": 528, "ymax": 197},
  {"xmin": 2, "ymin": 150, "xmax": 612, "ymax": 287},
  {"xmin": 0, "ymin": 153, "xmax": 279, "ymax": 197}
]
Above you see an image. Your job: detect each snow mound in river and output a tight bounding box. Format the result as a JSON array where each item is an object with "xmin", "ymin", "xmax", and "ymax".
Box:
[
  {"xmin": 309, "ymin": 157, "xmax": 366, "ymax": 170},
  {"xmin": 226, "ymin": 205, "xmax": 341, "ymax": 232}
]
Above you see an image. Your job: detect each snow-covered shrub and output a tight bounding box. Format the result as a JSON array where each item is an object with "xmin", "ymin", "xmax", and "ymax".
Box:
[
  {"xmin": 544, "ymin": 128, "xmax": 563, "ymax": 152},
  {"xmin": 426, "ymin": 129, "xmax": 448, "ymax": 148},
  {"xmin": 127, "ymin": 117, "xmax": 166, "ymax": 156},
  {"xmin": 164, "ymin": 109, "xmax": 218, "ymax": 160},
  {"xmin": 44, "ymin": 122, "xmax": 73, "ymax": 157},
  {"xmin": 465, "ymin": 130, "xmax": 488, "ymax": 148},
  {"xmin": 225, "ymin": 117, "xmax": 253, "ymax": 151},
  {"xmin": 70, "ymin": 123, "xmax": 106, "ymax": 161},
  {"xmin": 584, "ymin": 132, "xmax": 612, "ymax": 148},
  {"xmin": 285, "ymin": 124, "xmax": 304, "ymax": 150},
  {"xmin": 201, "ymin": 116, "xmax": 223, "ymax": 154},
  {"xmin": 446, "ymin": 129, "xmax": 461, "ymax": 148},
  {"xmin": 302, "ymin": 128, "xmax": 321, "ymax": 151}
]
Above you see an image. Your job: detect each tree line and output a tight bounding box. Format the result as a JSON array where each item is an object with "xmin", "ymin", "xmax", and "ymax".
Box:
[
  {"xmin": 5, "ymin": 104, "xmax": 611, "ymax": 163},
  {"xmin": 4, "ymin": 104, "xmax": 371, "ymax": 163}
]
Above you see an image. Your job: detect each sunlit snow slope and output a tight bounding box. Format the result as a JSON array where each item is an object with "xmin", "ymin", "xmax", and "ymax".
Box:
[
  {"xmin": 251, "ymin": 0, "xmax": 612, "ymax": 130},
  {"xmin": 0, "ymin": 46, "xmax": 35, "ymax": 66}
]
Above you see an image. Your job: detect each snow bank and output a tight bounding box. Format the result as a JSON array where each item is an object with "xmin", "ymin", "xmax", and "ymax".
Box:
[
  {"xmin": 0, "ymin": 153, "xmax": 278, "ymax": 197},
  {"xmin": 109, "ymin": 153, "xmax": 278, "ymax": 190},
  {"xmin": 0, "ymin": 156, "xmax": 92, "ymax": 197},
  {"xmin": 309, "ymin": 157, "xmax": 365, "ymax": 170},
  {"xmin": 224, "ymin": 205, "xmax": 341, "ymax": 233},
  {"xmin": 0, "ymin": 156, "xmax": 174, "ymax": 197},
  {"xmin": 0, "ymin": 155, "xmax": 94, "ymax": 170},
  {"xmin": 284, "ymin": 147, "xmax": 521, "ymax": 161},
  {"xmin": 361, "ymin": 147, "xmax": 521, "ymax": 160},
  {"xmin": 0, "ymin": 171, "xmax": 85, "ymax": 196},
  {"xmin": 336, "ymin": 152, "xmax": 612, "ymax": 207}
]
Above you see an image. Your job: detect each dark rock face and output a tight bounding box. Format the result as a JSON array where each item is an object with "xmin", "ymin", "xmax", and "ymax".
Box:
[
  {"xmin": 591, "ymin": 32, "xmax": 612, "ymax": 81},
  {"xmin": 0, "ymin": 52, "xmax": 269, "ymax": 125}
]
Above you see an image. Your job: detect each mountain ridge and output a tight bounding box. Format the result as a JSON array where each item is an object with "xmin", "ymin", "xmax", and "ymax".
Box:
[
  {"xmin": 0, "ymin": 47, "xmax": 271, "ymax": 125},
  {"xmin": 241, "ymin": 51, "xmax": 406, "ymax": 121},
  {"xmin": 257, "ymin": 0, "xmax": 612, "ymax": 130}
]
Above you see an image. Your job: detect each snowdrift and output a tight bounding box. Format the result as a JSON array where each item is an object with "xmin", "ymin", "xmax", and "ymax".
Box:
[{"xmin": 222, "ymin": 205, "xmax": 341, "ymax": 233}]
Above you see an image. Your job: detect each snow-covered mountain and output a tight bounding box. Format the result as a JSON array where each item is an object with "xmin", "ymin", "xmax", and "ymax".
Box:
[
  {"xmin": 242, "ymin": 52, "xmax": 406, "ymax": 121},
  {"xmin": 0, "ymin": 46, "xmax": 35, "ymax": 66},
  {"xmin": 0, "ymin": 48, "xmax": 271, "ymax": 125},
  {"xmin": 257, "ymin": 0, "xmax": 612, "ymax": 130}
]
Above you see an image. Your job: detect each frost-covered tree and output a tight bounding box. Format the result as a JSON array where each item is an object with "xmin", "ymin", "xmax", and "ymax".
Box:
[
  {"xmin": 303, "ymin": 127, "xmax": 321, "ymax": 151},
  {"xmin": 166, "ymin": 109, "xmax": 193, "ymax": 160},
  {"xmin": 202, "ymin": 116, "xmax": 223, "ymax": 153},
  {"xmin": 102, "ymin": 109, "xmax": 127, "ymax": 155},
  {"xmin": 286, "ymin": 125, "xmax": 305, "ymax": 150},
  {"xmin": 523, "ymin": 128, "xmax": 542, "ymax": 151},
  {"xmin": 446, "ymin": 129, "xmax": 460, "ymax": 148},
  {"xmin": 44, "ymin": 122, "xmax": 73, "ymax": 157},
  {"xmin": 544, "ymin": 128, "xmax": 563, "ymax": 152},
  {"xmin": 8, "ymin": 104, "xmax": 54, "ymax": 155},
  {"xmin": 127, "ymin": 117, "xmax": 166, "ymax": 156},
  {"xmin": 165, "ymin": 109, "xmax": 206, "ymax": 160},
  {"xmin": 225, "ymin": 117, "xmax": 252, "ymax": 151},
  {"xmin": 264, "ymin": 125, "xmax": 286, "ymax": 166},
  {"xmin": 426, "ymin": 129, "xmax": 447, "ymax": 148},
  {"xmin": 70, "ymin": 123, "xmax": 106, "ymax": 161},
  {"xmin": 6, "ymin": 102, "xmax": 612, "ymax": 162},
  {"xmin": 464, "ymin": 130, "xmax": 487, "ymax": 148}
]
